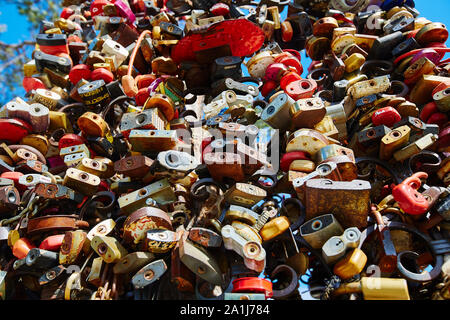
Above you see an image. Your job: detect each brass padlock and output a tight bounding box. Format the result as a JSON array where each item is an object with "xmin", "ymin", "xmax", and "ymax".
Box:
[
  {"xmin": 91, "ymin": 235, "xmax": 128, "ymax": 263},
  {"xmin": 224, "ymin": 183, "xmax": 267, "ymax": 208},
  {"xmin": 63, "ymin": 168, "xmax": 100, "ymax": 196}
]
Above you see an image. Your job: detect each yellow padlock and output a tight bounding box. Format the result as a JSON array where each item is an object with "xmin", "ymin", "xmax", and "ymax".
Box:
[
  {"xmin": 333, "ymin": 248, "xmax": 367, "ymax": 280},
  {"xmin": 260, "ymin": 216, "xmax": 290, "ymax": 242}
]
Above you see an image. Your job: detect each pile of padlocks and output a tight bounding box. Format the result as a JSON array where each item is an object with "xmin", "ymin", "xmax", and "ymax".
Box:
[{"xmin": 0, "ymin": 0, "xmax": 449, "ymax": 300}]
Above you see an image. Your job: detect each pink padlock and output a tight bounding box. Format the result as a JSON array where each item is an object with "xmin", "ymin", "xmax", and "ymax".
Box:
[
  {"xmin": 114, "ymin": 0, "xmax": 136, "ymax": 24},
  {"xmin": 410, "ymin": 49, "xmax": 441, "ymax": 65},
  {"xmin": 264, "ymin": 63, "xmax": 288, "ymax": 82}
]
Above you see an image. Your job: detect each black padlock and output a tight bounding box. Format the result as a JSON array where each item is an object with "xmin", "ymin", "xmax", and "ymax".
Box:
[
  {"xmin": 34, "ymin": 51, "xmax": 72, "ymax": 74},
  {"xmin": 369, "ymin": 31, "xmax": 404, "ymax": 60}
]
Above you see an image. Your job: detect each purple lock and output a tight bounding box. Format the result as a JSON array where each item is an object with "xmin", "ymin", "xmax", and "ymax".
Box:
[
  {"xmin": 410, "ymin": 49, "xmax": 441, "ymax": 65},
  {"xmin": 114, "ymin": 0, "xmax": 136, "ymax": 24},
  {"xmin": 148, "ymin": 77, "xmax": 163, "ymax": 95}
]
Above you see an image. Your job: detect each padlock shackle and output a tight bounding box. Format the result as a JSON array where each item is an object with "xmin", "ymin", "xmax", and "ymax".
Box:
[{"xmin": 394, "ymin": 47, "xmax": 450, "ymax": 65}]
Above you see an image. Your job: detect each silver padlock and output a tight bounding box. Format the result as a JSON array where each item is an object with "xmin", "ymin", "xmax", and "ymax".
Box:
[{"xmin": 322, "ymin": 227, "xmax": 361, "ymax": 264}]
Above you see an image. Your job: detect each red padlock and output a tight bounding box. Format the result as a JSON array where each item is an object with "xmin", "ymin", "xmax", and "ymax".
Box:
[
  {"xmin": 90, "ymin": 0, "xmax": 111, "ymax": 18},
  {"xmin": 0, "ymin": 119, "xmax": 32, "ymax": 144},
  {"xmin": 283, "ymin": 49, "xmax": 301, "ymax": 62},
  {"xmin": 427, "ymin": 112, "xmax": 448, "ymax": 128},
  {"xmin": 69, "ymin": 64, "xmax": 92, "ymax": 85},
  {"xmin": 39, "ymin": 234, "xmax": 65, "ymax": 251},
  {"xmin": 392, "ymin": 172, "xmax": 429, "ymax": 215},
  {"xmin": 280, "ymin": 151, "xmax": 311, "ymax": 172},
  {"xmin": 22, "ymin": 77, "xmax": 46, "ymax": 92},
  {"xmin": 1, "ymin": 172, "xmax": 26, "ymax": 192},
  {"xmin": 171, "ymin": 19, "xmax": 264, "ymax": 64},
  {"xmin": 58, "ymin": 133, "xmax": 87, "ymax": 150},
  {"xmin": 91, "ymin": 68, "xmax": 114, "ymax": 84},
  {"xmin": 372, "ymin": 107, "xmax": 401, "ymax": 127},
  {"xmin": 420, "ymin": 101, "xmax": 439, "ymax": 122},
  {"xmin": 232, "ymin": 277, "xmax": 273, "ymax": 299},
  {"xmin": 261, "ymin": 80, "xmax": 278, "ymax": 97},
  {"xmin": 135, "ymin": 88, "xmax": 150, "ymax": 106},
  {"xmin": 280, "ymin": 72, "xmax": 302, "ymax": 91},
  {"xmin": 275, "ymin": 52, "xmax": 303, "ymax": 75},
  {"xmin": 61, "ymin": 7, "xmax": 75, "ymax": 19},
  {"xmin": 136, "ymin": 74, "xmax": 157, "ymax": 89}
]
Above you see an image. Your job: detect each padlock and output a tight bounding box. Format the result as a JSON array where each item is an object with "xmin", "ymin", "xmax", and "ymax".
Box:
[
  {"xmin": 333, "ymin": 277, "xmax": 410, "ymax": 300},
  {"xmin": 260, "ymin": 216, "xmax": 290, "ymax": 241},
  {"xmin": 118, "ymin": 179, "xmax": 176, "ymax": 214},
  {"xmin": 224, "ymin": 183, "xmax": 267, "ymax": 208},
  {"xmin": 204, "ymin": 152, "xmax": 245, "ymax": 183},
  {"xmin": 0, "ymin": 185, "xmax": 20, "ymax": 214},
  {"xmin": 36, "ymin": 33, "xmax": 69, "ymax": 56},
  {"xmin": 144, "ymin": 229, "xmax": 179, "ymax": 253},
  {"xmin": 300, "ymin": 214, "xmax": 344, "ymax": 250},
  {"xmin": 6, "ymin": 101, "xmax": 50, "ymax": 133},
  {"xmin": 393, "ymin": 133, "xmax": 438, "ymax": 162},
  {"xmin": 225, "ymin": 205, "xmax": 260, "ymax": 226},
  {"xmin": 221, "ymin": 224, "xmax": 266, "ymax": 273},
  {"xmin": 179, "ymin": 236, "xmax": 223, "ymax": 285},
  {"xmin": 91, "ymin": 235, "xmax": 128, "ymax": 263},
  {"xmin": 77, "ymin": 111, "xmax": 110, "ymax": 137},
  {"xmin": 77, "ymin": 158, "xmax": 112, "ymax": 179},
  {"xmin": 392, "ymin": 172, "xmax": 430, "ymax": 215},
  {"xmin": 113, "ymin": 251, "xmax": 155, "ymax": 274},
  {"xmin": 379, "ymin": 125, "xmax": 411, "ymax": 160},
  {"xmin": 333, "ymin": 247, "xmax": 368, "ymax": 279},
  {"xmin": 261, "ymin": 93, "xmax": 294, "ymax": 130},
  {"xmin": 132, "ymin": 259, "xmax": 167, "ymax": 289},
  {"xmin": 63, "ymin": 168, "xmax": 100, "ymax": 196},
  {"xmin": 59, "ymin": 230, "xmax": 89, "ymax": 265},
  {"xmin": 304, "ymin": 179, "xmax": 371, "ymax": 228},
  {"xmin": 114, "ymin": 155, "xmax": 154, "ymax": 179},
  {"xmin": 285, "ymin": 79, "xmax": 317, "ymax": 101},
  {"xmin": 152, "ymin": 150, "xmax": 200, "ymax": 179},
  {"xmin": 128, "ymin": 129, "xmax": 179, "ymax": 152},
  {"xmin": 188, "ymin": 227, "xmax": 222, "ymax": 248},
  {"xmin": 87, "ymin": 219, "xmax": 116, "ymax": 241},
  {"xmin": 34, "ymin": 183, "xmax": 84, "ymax": 203},
  {"xmin": 120, "ymin": 108, "xmax": 167, "ymax": 138},
  {"xmin": 231, "ymin": 277, "xmax": 273, "ymax": 299},
  {"xmin": 292, "ymin": 162, "xmax": 341, "ymax": 199},
  {"xmin": 39, "ymin": 235, "xmax": 65, "ymax": 251},
  {"xmin": 322, "ymin": 227, "xmax": 361, "ymax": 264},
  {"xmin": 122, "ymin": 206, "xmax": 173, "ymax": 248},
  {"xmin": 348, "ymin": 76, "xmax": 390, "ymax": 101},
  {"xmin": 290, "ymin": 97, "xmax": 326, "ymax": 129},
  {"xmin": 286, "ymin": 129, "xmax": 329, "ymax": 156}
]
